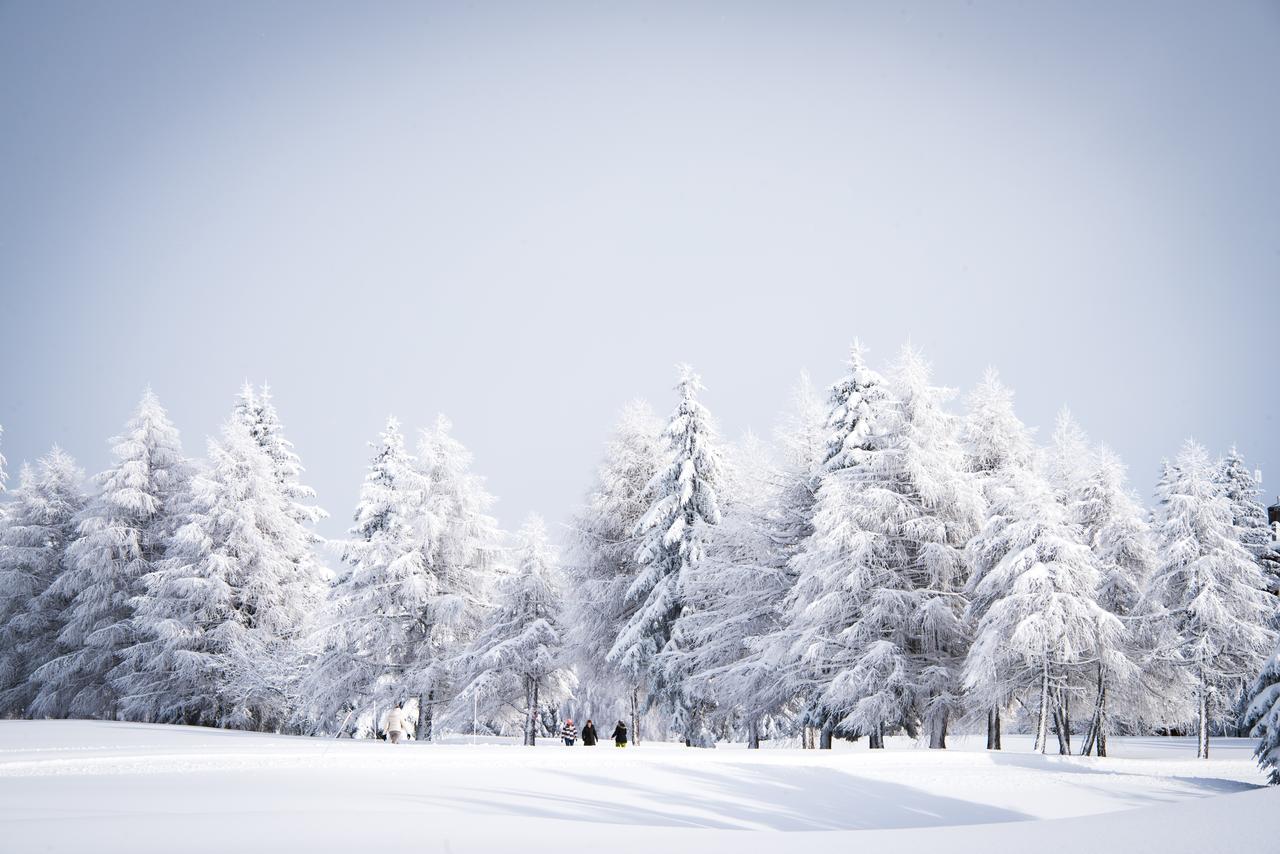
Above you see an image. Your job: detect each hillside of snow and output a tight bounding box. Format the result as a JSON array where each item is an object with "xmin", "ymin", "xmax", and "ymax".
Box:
[{"xmin": 1, "ymin": 720, "xmax": 1277, "ymax": 853}]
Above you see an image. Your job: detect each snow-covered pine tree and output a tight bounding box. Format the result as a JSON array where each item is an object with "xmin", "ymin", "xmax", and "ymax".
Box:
[
  {"xmin": 610, "ymin": 365, "xmax": 723, "ymax": 746},
  {"xmin": 0, "ymin": 449, "xmax": 87, "ymax": 717},
  {"xmin": 117, "ymin": 418, "xmax": 321, "ymax": 730},
  {"xmin": 794, "ymin": 347, "xmax": 982, "ymax": 750},
  {"xmin": 1243, "ymin": 635, "xmax": 1280, "ymax": 784},
  {"xmin": 454, "ymin": 516, "xmax": 574, "ymax": 745},
  {"xmin": 961, "ymin": 368, "xmax": 1037, "ymax": 750},
  {"xmin": 232, "ymin": 383, "xmax": 326, "ymax": 527},
  {"xmin": 303, "ymin": 417, "xmax": 436, "ymax": 733},
  {"xmin": 964, "ymin": 470, "xmax": 1124, "ymax": 754},
  {"xmin": 565, "ymin": 400, "xmax": 663, "ymax": 743},
  {"xmin": 30, "ymin": 391, "xmax": 191, "ymax": 720},
  {"xmin": 1072, "ymin": 445, "xmax": 1162, "ymax": 754},
  {"xmin": 408, "ymin": 415, "xmax": 502, "ymax": 739},
  {"xmin": 1218, "ymin": 447, "xmax": 1280, "ymax": 594},
  {"xmin": 1146, "ymin": 440, "xmax": 1276, "ymax": 758},
  {"xmin": 677, "ymin": 420, "xmax": 816, "ymax": 748},
  {"xmin": 778, "ymin": 344, "xmax": 894, "ymax": 748},
  {"xmin": 231, "ymin": 384, "xmax": 330, "ymax": 660}
]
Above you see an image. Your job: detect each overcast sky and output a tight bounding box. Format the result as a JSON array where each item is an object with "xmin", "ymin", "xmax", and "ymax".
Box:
[{"xmin": 2, "ymin": 1, "xmax": 1277, "ymax": 542}]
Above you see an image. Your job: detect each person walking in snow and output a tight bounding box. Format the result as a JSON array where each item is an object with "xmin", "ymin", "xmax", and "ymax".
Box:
[
  {"xmin": 612, "ymin": 720, "xmax": 628, "ymax": 748},
  {"xmin": 385, "ymin": 703, "xmax": 407, "ymax": 744},
  {"xmin": 581, "ymin": 719, "xmax": 598, "ymax": 746},
  {"xmin": 560, "ymin": 719, "xmax": 578, "ymax": 746}
]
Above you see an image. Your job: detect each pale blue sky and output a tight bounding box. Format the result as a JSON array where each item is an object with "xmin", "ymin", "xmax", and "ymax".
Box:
[{"xmin": 2, "ymin": 1, "xmax": 1277, "ymax": 538}]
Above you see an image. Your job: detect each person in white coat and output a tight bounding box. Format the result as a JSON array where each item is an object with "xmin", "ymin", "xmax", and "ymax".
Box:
[{"xmin": 386, "ymin": 703, "xmax": 407, "ymax": 744}]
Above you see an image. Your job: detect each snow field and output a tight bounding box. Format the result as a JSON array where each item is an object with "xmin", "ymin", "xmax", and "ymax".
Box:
[{"xmin": 1, "ymin": 721, "xmax": 1276, "ymax": 853}]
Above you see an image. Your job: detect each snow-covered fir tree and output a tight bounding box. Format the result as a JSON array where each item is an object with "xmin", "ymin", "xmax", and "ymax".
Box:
[
  {"xmin": 565, "ymin": 400, "xmax": 662, "ymax": 743},
  {"xmin": 1242, "ymin": 634, "xmax": 1280, "ymax": 784},
  {"xmin": 231, "ymin": 384, "xmax": 330, "ymax": 633},
  {"xmin": 961, "ymin": 368, "xmax": 1037, "ymax": 750},
  {"xmin": 116, "ymin": 418, "xmax": 321, "ymax": 730},
  {"xmin": 771, "ymin": 346, "xmax": 890, "ymax": 748},
  {"xmin": 610, "ymin": 365, "xmax": 723, "ymax": 746},
  {"xmin": 0, "ymin": 449, "xmax": 87, "ymax": 717},
  {"xmin": 1146, "ymin": 440, "xmax": 1276, "ymax": 758},
  {"xmin": 788, "ymin": 347, "xmax": 983, "ymax": 750},
  {"xmin": 679, "ymin": 375, "xmax": 826, "ymax": 748},
  {"xmin": 676, "ymin": 429, "xmax": 808, "ymax": 748},
  {"xmin": 964, "ymin": 462, "xmax": 1125, "ymax": 754},
  {"xmin": 1218, "ymin": 447, "xmax": 1279, "ymax": 593},
  {"xmin": 30, "ymin": 391, "xmax": 191, "ymax": 720},
  {"xmin": 454, "ymin": 515, "xmax": 574, "ymax": 745},
  {"xmin": 304, "ymin": 417, "xmax": 436, "ymax": 733},
  {"xmin": 232, "ymin": 383, "xmax": 326, "ymax": 527},
  {"xmin": 408, "ymin": 415, "xmax": 502, "ymax": 739}
]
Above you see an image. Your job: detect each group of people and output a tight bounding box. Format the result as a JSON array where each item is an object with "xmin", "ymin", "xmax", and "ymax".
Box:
[
  {"xmin": 381, "ymin": 703, "xmax": 630, "ymax": 748},
  {"xmin": 558, "ymin": 719, "xmax": 628, "ymax": 748}
]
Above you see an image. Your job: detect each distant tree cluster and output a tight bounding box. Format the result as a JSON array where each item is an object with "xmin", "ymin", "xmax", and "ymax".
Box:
[{"xmin": 2, "ymin": 346, "xmax": 1280, "ymax": 778}]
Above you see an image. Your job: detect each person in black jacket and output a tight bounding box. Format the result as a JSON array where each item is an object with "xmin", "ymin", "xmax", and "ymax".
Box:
[
  {"xmin": 581, "ymin": 720, "xmax": 598, "ymax": 746},
  {"xmin": 612, "ymin": 720, "xmax": 628, "ymax": 748}
]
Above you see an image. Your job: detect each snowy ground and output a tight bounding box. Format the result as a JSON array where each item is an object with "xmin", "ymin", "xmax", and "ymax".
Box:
[{"xmin": 1, "ymin": 721, "xmax": 1277, "ymax": 853}]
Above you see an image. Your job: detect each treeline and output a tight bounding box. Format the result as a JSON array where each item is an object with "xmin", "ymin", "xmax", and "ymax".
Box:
[{"xmin": 1, "ymin": 346, "xmax": 1280, "ymax": 781}]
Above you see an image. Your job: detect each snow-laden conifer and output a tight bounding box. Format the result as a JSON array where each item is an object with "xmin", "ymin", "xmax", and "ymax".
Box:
[
  {"xmin": 30, "ymin": 391, "xmax": 191, "ymax": 719},
  {"xmin": 785, "ymin": 346, "xmax": 982, "ymax": 749},
  {"xmin": 0, "ymin": 449, "xmax": 87, "ymax": 716},
  {"xmin": 408, "ymin": 415, "xmax": 502, "ymax": 739},
  {"xmin": 775, "ymin": 345, "xmax": 890, "ymax": 747},
  {"xmin": 565, "ymin": 400, "xmax": 662, "ymax": 742},
  {"xmin": 304, "ymin": 418, "xmax": 436, "ymax": 732},
  {"xmin": 961, "ymin": 368, "xmax": 1037, "ymax": 749},
  {"xmin": 1243, "ymin": 636, "xmax": 1280, "ymax": 784},
  {"xmin": 965, "ymin": 461, "xmax": 1124, "ymax": 754},
  {"xmin": 117, "ymin": 418, "xmax": 319, "ymax": 729},
  {"xmin": 1218, "ymin": 448, "xmax": 1279, "ymax": 593},
  {"xmin": 610, "ymin": 366, "xmax": 723, "ymax": 746},
  {"xmin": 1146, "ymin": 440, "xmax": 1276, "ymax": 758},
  {"xmin": 454, "ymin": 516, "xmax": 574, "ymax": 745}
]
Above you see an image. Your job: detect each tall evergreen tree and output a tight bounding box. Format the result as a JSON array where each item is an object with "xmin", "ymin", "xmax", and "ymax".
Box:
[
  {"xmin": 1243, "ymin": 635, "xmax": 1280, "ymax": 784},
  {"xmin": 1146, "ymin": 440, "xmax": 1275, "ymax": 758},
  {"xmin": 407, "ymin": 415, "xmax": 502, "ymax": 739},
  {"xmin": 117, "ymin": 419, "xmax": 319, "ymax": 730},
  {"xmin": 565, "ymin": 400, "xmax": 662, "ymax": 743},
  {"xmin": 454, "ymin": 516, "xmax": 574, "ymax": 745},
  {"xmin": 961, "ymin": 368, "xmax": 1037, "ymax": 750},
  {"xmin": 0, "ymin": 449, "xmax": 87, "ymax": 716},
  {"xmin": 304, "ymin": 418, "xmax": 436, "ymax": 732},
  {"xmin": 776, "ymin": 344, "xmax": 892, "ymax": 748},
  {"xmin": 610, "ymin": 365, "xmax": 723, "ymax": 746},
  {"xmin": 1218, "ymin": 447, "xmax": 1280, "ymax": 593},
  {"xmin": 1072, "ymin": 445, "xmax": 1161, "ymax": 754},
  {"xmin": 30, "ymin": 391, "xmax": 191, "ymax": 719}
]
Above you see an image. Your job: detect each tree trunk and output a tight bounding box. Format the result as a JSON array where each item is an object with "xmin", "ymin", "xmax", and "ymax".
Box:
[
  {"xmin": 1096, "ymin": 675, "xmax": 1107, "ymax": 759},
  {"xmin": 631, "ymin": 685, "xmax": 641, "ymax": 747},
  {"xmin": 414, "ymin": 694, "xmax": 429, "ymax": 742},
  {"xmin": 1197, "ymin": 669, "xmax": 1209, "ymax": 759},
  {"xmin": 747, "ymin": 717, "xmax": 760, "ymax": 749},
  {"xmin": 868, "ymin": 722, "xmax": 884, "ymax": 749},
  {"xmin": 1035, "ymin": 663, "xmax": 1050, "ymax": 754},
  {"xmin": 421, "ymin": 690, "xmax": 434, "ymax": 742},
  {"xmin": 819, "ymin": 717, "xmax": 834, "ymax": 749},
  {"xmin": 992, "ymin": 708, "xmax": 1002, "ymax": 750},
  {"xmin": 929, "ymin": 707, "xmax": 948, "ymax": 749},
  {"xmin": 1052, "ymin": 687, "xmax": 1070, "ymax": 756},
  {"xmin": 524, "ymin": 677, "xmax": 539, "ymax": 746}
]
